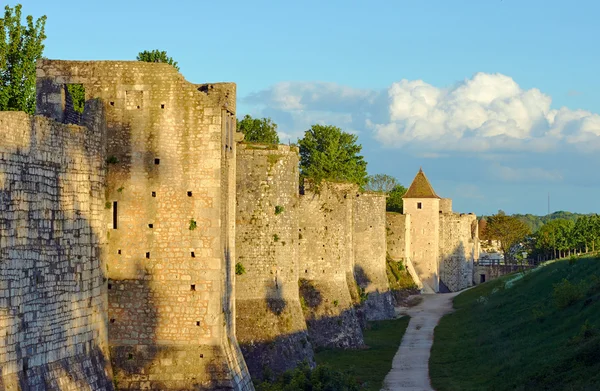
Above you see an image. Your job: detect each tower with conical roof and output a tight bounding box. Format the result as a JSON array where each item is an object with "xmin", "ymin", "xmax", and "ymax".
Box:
[{"xmin": 403, "ymin": 168, "xmax": 441, "ymax": 292}]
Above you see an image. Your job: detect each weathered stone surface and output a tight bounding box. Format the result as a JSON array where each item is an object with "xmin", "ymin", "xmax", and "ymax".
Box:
[
  {"xmin": 235, "ymin": 144, "xmax": 314, "ymax": 379},
  {"xmin": 353, "ymin": 193, "xmax": 394, "ymax": 320},
  {"xmin": 298, "ymin": 183, "xmax": 364, "ymax": 349},
  {"xmin": 0, "ymin": 110, "xmax": 113, "ymax": 390},
  {"xmin": 34, "ymin": 60, "xmax": 252, "ymax": 391}
]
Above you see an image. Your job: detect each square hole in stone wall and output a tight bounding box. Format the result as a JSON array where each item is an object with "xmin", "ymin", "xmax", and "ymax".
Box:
[
  {"xmin": 118, "ymin": 249, "xmax": 121, "ymax": 255},
  {"xmin": 108, "ymin": 283, "xmax": 112, "ymax": 290},
  {"xmin": 110, "ymin": 318, "xmax": 115, "ymax": 323},
  {"xmin": 191, "ymin": 252, "xmax": 195, "ymax": 258},
  {"xmin": 196, "ymin": 321, "xmax": 200, "ymax": 326},
  {"xmin": 154, "ymin": 158, "xmax": 160, "ymax": 165},
  {"xmin": 187, "ymin": 191, "xmax": 193, "ymax": 197},
  {"xmin": 191, "ymin": 284, "xmax": 196, "ymax": 291},
  {"xmin": 161, "ymin": 104, "xmax": 165, "ymax": 109},
  {"xmin": 152, "ymin": 191, "xmax": 156, "ymax": 197},
  {"xmin": 146, "ymin": 252, "xmax": 150, "ymax": 259},
  {"xmin": 148, "ymin": 223, "xmax": 154, "ymax": 229}
]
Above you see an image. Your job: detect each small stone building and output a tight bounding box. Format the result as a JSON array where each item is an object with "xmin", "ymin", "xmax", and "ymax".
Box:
[{"xmin": 387, "ymin": 168, "xmax": 479, "ymax": 292}]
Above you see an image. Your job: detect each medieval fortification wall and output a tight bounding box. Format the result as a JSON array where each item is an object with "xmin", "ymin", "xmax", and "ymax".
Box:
[
  {"xmin": 1, "ymin": 57, "xmax": 480, "ymax": 391},
  {"xmin": 34, "ymin": 60, "xmax": 252, "ymax": 391},
  {"xmin": 298, "ymin": 183, "xmax": 365, "ymax": 349},
  {"xmin": 235, "ymin": 144, "xmax": 314, "ymax": 379},
  {"xmin": 353, "ymin": 194, "xmax": 395, "ymax": 320},
  {"xmin": 0, "ymin": 110, "xmax": 113, "ymax": 389},
  {"xmin": 439, "ymin": 212, "xmax": 478, "ymax": 292}
]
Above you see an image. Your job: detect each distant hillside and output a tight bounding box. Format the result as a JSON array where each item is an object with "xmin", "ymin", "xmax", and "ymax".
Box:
[
  {"xmin": 481, "ymin": 211, "xmax": 591, "ymax": 233},
  {"xmin": 430, "ymin": 257, "xmax": 600, "ymax": 390}
]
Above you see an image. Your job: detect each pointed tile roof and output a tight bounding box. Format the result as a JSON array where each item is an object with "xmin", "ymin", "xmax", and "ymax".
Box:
[{"xmin": 403, "ymin": 168, "xmax": 440, "ymax": 199}]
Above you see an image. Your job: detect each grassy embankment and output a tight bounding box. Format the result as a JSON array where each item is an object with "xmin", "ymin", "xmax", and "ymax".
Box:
[
  {"xmin": 430, "ymin": 256, "xmax": 600, "ymax": 391},
  {"xmin": 316, "ymin": 316, "xmax": 410, "ymax": 391}
]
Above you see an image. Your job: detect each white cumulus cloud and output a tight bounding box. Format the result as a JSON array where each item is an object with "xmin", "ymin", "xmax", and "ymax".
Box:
[{"xmin": 242, "ymin": 72, "xmax": 600, "ymax": 154}]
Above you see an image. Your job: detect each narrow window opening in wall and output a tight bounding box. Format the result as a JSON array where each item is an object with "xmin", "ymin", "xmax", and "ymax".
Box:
[
  {"xmin": 108, "ymin": 283, "xmax": 112, "ymax": 290},
  {"xmin": 154, "ymin": 158, "xmax": 160, "ymax": 165},
  {"xmin": 152, "ymin": 191, "xmax": 156, "ymax": 197},
  {"xmin": 187, "ymin": 191, "xmax": 193, "ymax": 197},
  {"xmin": 118, "ymin": 249, "xmax": 121, "ymax": 255},
  {"xmin": 480, "ymin": 274, "xmax": 486, "ymax": 283},
  {"xmin": 112, "ymin": 202, "xmax": 118, "ymax": 229},
  {"xmin": 146, "ymin": 252, "xmax": 150, "ymax": 259},
  {"xmin": 161, "ymin": 104, "xmax": 165, "ymax": 109},
  {"xmin": 305, "ymin": 269, "xmax": 308, "ymax": 273},
  {"xmin": 191, "ymin": 284, "xmax": 196, "ymax": 291},
  {"xmin": 110, "ymin": 319, "xmax": 115, "ymax": 323},
  {"xmin": 417, "ymin": 202, "xmax": 422, "ymax": 209},
  {"xmin": 148, "ymin": 223, "xmax": 153, "ymax": 229},
  {"xmin": 196, "ymin": 321, "xmax": 200, "ymax": 326},
  {"xmin": 191, "ymin": 252, "xmax": 195, "ymax": 258}
]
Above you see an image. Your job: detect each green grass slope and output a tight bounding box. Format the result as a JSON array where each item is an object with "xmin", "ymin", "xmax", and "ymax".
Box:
[
  {"xmin": 316, "ymin": 317, "xmax": 410, "ymax": 391},
  {"xmin": 430, "ymin": 257, "xmax": 600, "ymax": 391}
]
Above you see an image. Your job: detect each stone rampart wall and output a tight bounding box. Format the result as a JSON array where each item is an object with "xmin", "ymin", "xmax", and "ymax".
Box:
[
  {"xmin": 439, "ymin": 213, "xmax": 477, "ymax": 291},
  {"xmin": 36, "ymin": 60, "xmax": 252, "ymax": 391},
  {"xmin": 0, "ymin": 110, "xmax": 113, "ymax": 390},
  {"xmin": 235, "ymin": 144, "xmax": 313, "ymax": 379},
  {"xmin": 386, "ymin": 212, "xmax": 410, "ymax": 261},
  {"xmin": 353, "ymin": 193, "xmax": 394, "ymax": 320},
  {"xmin": 298, "ymin": 183, "xmax": 364, "ymax": 349}
]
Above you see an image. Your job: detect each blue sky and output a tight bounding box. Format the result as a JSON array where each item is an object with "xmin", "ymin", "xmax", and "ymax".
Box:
[{"xmin": 19, "ymin": 0, "xmax": 600, "ymax": 215}]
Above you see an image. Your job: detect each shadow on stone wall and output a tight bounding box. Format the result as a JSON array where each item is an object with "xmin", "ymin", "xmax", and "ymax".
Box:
[
  {"xmin": 0, "ymin": 110, "xmax": 114, "ymax": 390},
  {"xmin": 298, "ymin": 279, "xmax": 365, "ymax": 350},
  {"xmin": 238, "ymin": 282, "xmax": 315, "ymax": 381}
]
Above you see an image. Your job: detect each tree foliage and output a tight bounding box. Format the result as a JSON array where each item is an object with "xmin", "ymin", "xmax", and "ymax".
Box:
[
  {"xmin": 484, "ymin": 211, "xmax": 531, "ymax": 263},
  {"xmin": 0, "ymin": 4, "xmax": 47, "ymax": 114},
  {"xmin": 237, "ymin": 114, "xmax": 279, "ymax": 144},
  {"xmin": 365, "ymin": 174, "xmax": 407, "ymax": 213},
  {"xmin": 386, "ymin": 185, "xmax": 408, "ymax": 213},
  {"xmin": 136, "ymin": 49, "xmax": 179, "ymax": 71},
  {"xmin": 365, "ymin": 174, "xmax": 398, "ymax": 193},
  {"xmin": 298, "ymin": 124, "xmax": 368, "ymax": 188},
  {"xmin": 533, "ymin": 215, "xmax": 600, "ymax": 259}
]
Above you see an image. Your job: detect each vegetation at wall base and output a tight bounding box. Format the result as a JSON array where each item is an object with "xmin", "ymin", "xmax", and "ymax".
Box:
[
  {"xmin": 256, "ymin": 317, "xmax": 409, "ymax": 391},
  {"xmin": 386, "ymin": 257, "xmax": 419, "ymax": 303},
  {"xmin": 429, "ymin": 256, "xmax": 600, "ymax": 391},
  {"xmin": 314, "ymin": 317, "xmax": 410, "ymax": 391}
]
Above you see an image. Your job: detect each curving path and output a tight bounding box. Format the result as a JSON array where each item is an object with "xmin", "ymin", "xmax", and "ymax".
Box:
[{"xmin": 381, "ymin": 292, "xmax": 461, "ymax": 391}]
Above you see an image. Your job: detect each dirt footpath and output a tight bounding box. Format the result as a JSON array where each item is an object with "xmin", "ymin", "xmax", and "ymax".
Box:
[{"xmin": 381, "ymin": 292, "xmax": 461, "ymax": 391}]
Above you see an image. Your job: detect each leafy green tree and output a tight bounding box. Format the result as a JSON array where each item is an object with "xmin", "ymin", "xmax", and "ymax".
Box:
[
  {"xmin": 365, "ymin": 174, "xmax": 407, "ymax": 213},
  {"xmin": 237, "ymin": 114, "xmax": 280, "ymax": 144},
  {"xmin": 0, "ymin": 4, "xmax": 47, "ymax": 114},
  {"xmin": 535, "ymin": 219, "xmax": 575, "ymax": 259},
  {"xmin": 485, "ymin": 211, "xmax": 531, "ymax": 263},
  {"xmin": 136, "ymin": 49, "xmax": 179, "ymax": 71},
  {"xmin": 298, "ymin": 124, "xmax": 368, "ymax": 188},
  {"xmin": 366, "ymin": 174, "xmax": 398, "ymax": 193},
  {"xmin": 386, "ymin": 184, "xmax": 407, "ymax": 213}
]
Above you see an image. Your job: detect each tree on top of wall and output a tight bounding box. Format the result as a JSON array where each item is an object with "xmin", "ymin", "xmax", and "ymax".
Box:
[
  {"xmin": 0, "ymin": 4, "xmax": 47, "ymax": 114},
  {"xmin": 365, "ymin": 174, "xmax": 407, "ymax": 213},
  {"xmin": 298, "ymin": 124, "xmax": 368, "ymax": 189},
  {"xmin": 136, "ymin": 49, "xmax": 179, "ymax": 71},
  {"xmin": 237, "ymin": 114, "xmax": 280, "ymax": 144},
  {"xmin": 485, "ymin": 211, "xmax": 531, "ymax": 263}
]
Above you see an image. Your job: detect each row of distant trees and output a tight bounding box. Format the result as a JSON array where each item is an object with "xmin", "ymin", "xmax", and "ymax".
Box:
[
  {"xmin": 533, "ymin": 215, "xmax": 600, "ymax": 259},
  {"xmin": 480, "ymin": 211, "xmax": 600, "ymax": 263},
  {"xmin": 4, "ymin": 4, "xmax": 406, "ymax": 211}
]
